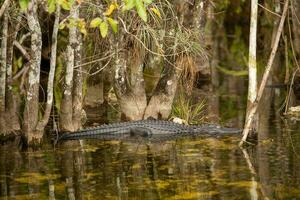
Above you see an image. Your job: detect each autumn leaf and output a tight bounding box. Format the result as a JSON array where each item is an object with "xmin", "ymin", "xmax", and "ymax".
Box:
[
  {"xmin": 104, "ymin": 2, "xmax": 119, "ymax": 16},
  {"xmin": 150, "ymin": 7, "xmax": 161, "ymax": 19}
]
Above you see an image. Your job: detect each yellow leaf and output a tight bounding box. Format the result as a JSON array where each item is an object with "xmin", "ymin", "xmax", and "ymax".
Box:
[
  {"xmin": 150, "ymin": 7, "xmax": 161, "ymax": 19},
  {"xmin": 104, "ymin": 2, "xmax": 119, "ymax": 16}
]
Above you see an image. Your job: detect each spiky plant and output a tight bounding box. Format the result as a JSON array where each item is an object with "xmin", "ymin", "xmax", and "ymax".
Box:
[{"xmin": 171, "ymin": 91, "xmax": 206, "ymax": 125}]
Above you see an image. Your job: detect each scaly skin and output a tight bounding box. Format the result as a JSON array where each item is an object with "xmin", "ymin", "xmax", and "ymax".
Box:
[{"xmin": 59, "ymin": 119, "xmax": 242, "ymax": 141}]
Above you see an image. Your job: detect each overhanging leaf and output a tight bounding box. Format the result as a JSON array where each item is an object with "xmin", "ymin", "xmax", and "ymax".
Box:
[
  {"xmin": 47, "ymin": 0, "xmax": 56, "ymax": 13},
  {"xmin": 135, "ymin": 0, "xmax": 147, "ymax": 22}
]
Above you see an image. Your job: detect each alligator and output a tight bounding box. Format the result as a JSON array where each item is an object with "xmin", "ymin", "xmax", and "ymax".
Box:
[{"xmin": 58, "ymin": 119, "xmax": 241, "ymax": 141}]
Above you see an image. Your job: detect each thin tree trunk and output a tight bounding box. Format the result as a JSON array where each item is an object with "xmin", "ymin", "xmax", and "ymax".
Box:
[
  {"xmin": 36, "ymin": 5, "xmax": 61, "ymax": 132},
  {"xmin": 0, "ymin": 0, "xmax": 10, "ymax": 18},
  {"xmin": 72, "ymin": 30, "xmax": 83, "ymax": 130},
  {"xmin": 240, "ymin": 0, "xmax": 289, "ymax": 146},
  {"xmin": 23, "ymin": 0, "xmax": 42, "ymax": 142},
  {"xmin": 5, "ymin": 14, "xmax": 22, "ymax": 132},
  {"xmin": 0, "ymin": 10, "xmax": 8, "ymax": 113},
  {"xmin": 60, "ymin": 3, "xmax": 78, "ymax": 131},
  {"xmin": 247, "ymin": 0, "xmax": 258, "ymax": 106}
]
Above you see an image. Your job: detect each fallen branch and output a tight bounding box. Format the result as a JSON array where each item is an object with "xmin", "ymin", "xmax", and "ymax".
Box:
[{"xmin": 239, "ymin": 0, "xmax": 289, "ymax": 146}]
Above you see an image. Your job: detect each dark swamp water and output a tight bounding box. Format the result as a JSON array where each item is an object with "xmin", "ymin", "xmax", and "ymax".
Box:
[{"xmin": 1, "ymin": 78, "xmax": 300, "ymax": 200}]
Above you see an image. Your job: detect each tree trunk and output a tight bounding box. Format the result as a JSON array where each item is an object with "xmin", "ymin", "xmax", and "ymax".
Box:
[
  {"xmin": 144, "ymin": 63, "xmax": 181, "ymax": 119},
  {"xmin": 113, "ymin": 43, "xmax": 147, "ymax": 120},
  {"xmin": 247, "ymin": 0, "xmax": 258, "ymax": 106},
  {"xmin": 0, "ymin": 10, "xmax": 8, "ymax": 113},
  {"xmin": 5, "ymin": 14, "xmax": 22, "ymax": 133},
  {"xmin": 72, "ymin": 30, "xmax": 83, "ymax": 130},
  {"xmin": 60, "ymin": 3, "xmax": 78, "ymax": 131},
  {"xmin": 23, "ymin": 0, "xmax": 42, "ymax": 143},
  {"xmin": 36, "ymin": 5, "xmax": 61, "ymax": 132},
  {"xmin": 240, "ymin": 0, "xmax": 289, "ymax": 146},
  {"xmin": 0, "ymin": 9, "xmax": 8, "ymax": 133}
]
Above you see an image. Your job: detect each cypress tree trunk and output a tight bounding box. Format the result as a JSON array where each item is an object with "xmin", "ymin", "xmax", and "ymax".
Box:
[
  {"xmin": 0, "ymin": 9, "xmax": 8, "ymax": 133},
  {"xmin": 60, "ymin": 3, "xmax": 78, "ymax": 131},
  {"xmin": 23, "ymin": 0, "xmax": 42, "ymax": 143},
  {"xmin": 60, "ymin": 2, "xmax": 83, "ymax": 131},
  {"xmin": 113, "ymin": 42, "xmax": 147, "ymax": 120},
  {"xmin": 0, "ymin": 10, "xmax": 8, "ymax": 112},
  {"xmin": 72, "ymin": 30, "xmax": 83, "ymax": 130}
]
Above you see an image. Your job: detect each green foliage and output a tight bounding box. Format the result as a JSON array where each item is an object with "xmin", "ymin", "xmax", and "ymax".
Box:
[
  {"xmin": 99, "ymin": 21, "xmax": 109, "ymax": 37},
  {"xmin": 171, "ymin": 92, "xmax": 206, "ymax": 125},
  {"xmin": 107, "ymin": 17, "xmax": 118, "ymax": 33},
  {"xmin": 47, "ymin": 0, "xmax": 56, "ymax": 13},
  {"xmin": 19, "ymin": 0, "xmax": 29, "ymax": 11},
  {"xmin": 54, "ymin": 56, "xmax": 63, "ymax": 112},
  {"xmin": 135, "ymin": 0, "xmax": 148, "ymax": 22}
]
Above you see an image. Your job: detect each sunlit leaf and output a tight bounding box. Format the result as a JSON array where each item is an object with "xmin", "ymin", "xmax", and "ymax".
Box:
[
  {"xmin": 47, "ymin": 0, "xmax": 56, "ymax": 13},
  {"xmin": 150, "ymin": 7, "xmax": 161, "ymax": 18},
  {"xmin": 135, "ymin": 0, "xmax": 147, "ymax": 22},
  {"xmin": 58, "ymin": 0, "xmax": 71, "ymax": 10},
  {"xmin": 123, "ymin": 0, "xmax": 135, "ymax": 10},
  {"xmin": 59, "ymin": 22, "xmax": 66, "ymax": 29},
  {"xmin": 19, "ymin": 0, "xmax": 29, "ymax": 11},
  {"xmin": 90, "ymin": 17, "xmax": 102, "ymax": 28},
  {"xmin": 104, "ymin": 2, "xmax": 119, "ymax": 16},
  {"xmin": 100, "ymin": 21, "xmax": 109, "ymax": 38},
  {"xmin": 107, "ymin": 17, "xmax": 118, "ymax": 33},
  {"xmin": 78, "ymin": 19, "xmax": 87, "ymax": 36}
]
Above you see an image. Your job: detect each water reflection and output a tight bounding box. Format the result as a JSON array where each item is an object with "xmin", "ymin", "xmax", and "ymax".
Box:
[{"xmin": 0, "ymin": 124, "xmax": 299, "ymax": 200}]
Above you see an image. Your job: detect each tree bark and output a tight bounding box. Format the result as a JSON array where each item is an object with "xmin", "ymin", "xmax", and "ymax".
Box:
[
  {"xmin": 23, "ymin": 0, "xmax": 42, "ymax": 143},
  {"xmin": 113, "ymin": 44, "xmax": 147, "ymax": 120},
  {"xmin": 5, "ymin": 14, "xmax": 22, "ymax": 133},
  {"xmin": 72, "ymin": 29, "xmax": 83, "ymax": 130},
  {"xmin": 143, "ymin": 64, "xmax": 181, "ymax": 119},
  {"xmin": 36, "ymin": 5, "xmax": 61, "ymax": 132},
  {"xmin": 0, "ymin": 9, "xmax": 8, "ymax": 133},
  {"xmin": 60, "ymin": 3, "xmax": 78, "ymax": 131},
  {"xmin": 247, "ymin": 0, "xmax": 258, "ymax": 106},
  {"xmin": 0, "ymin": 10, "xmax": 8, "ymax": 113}
]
